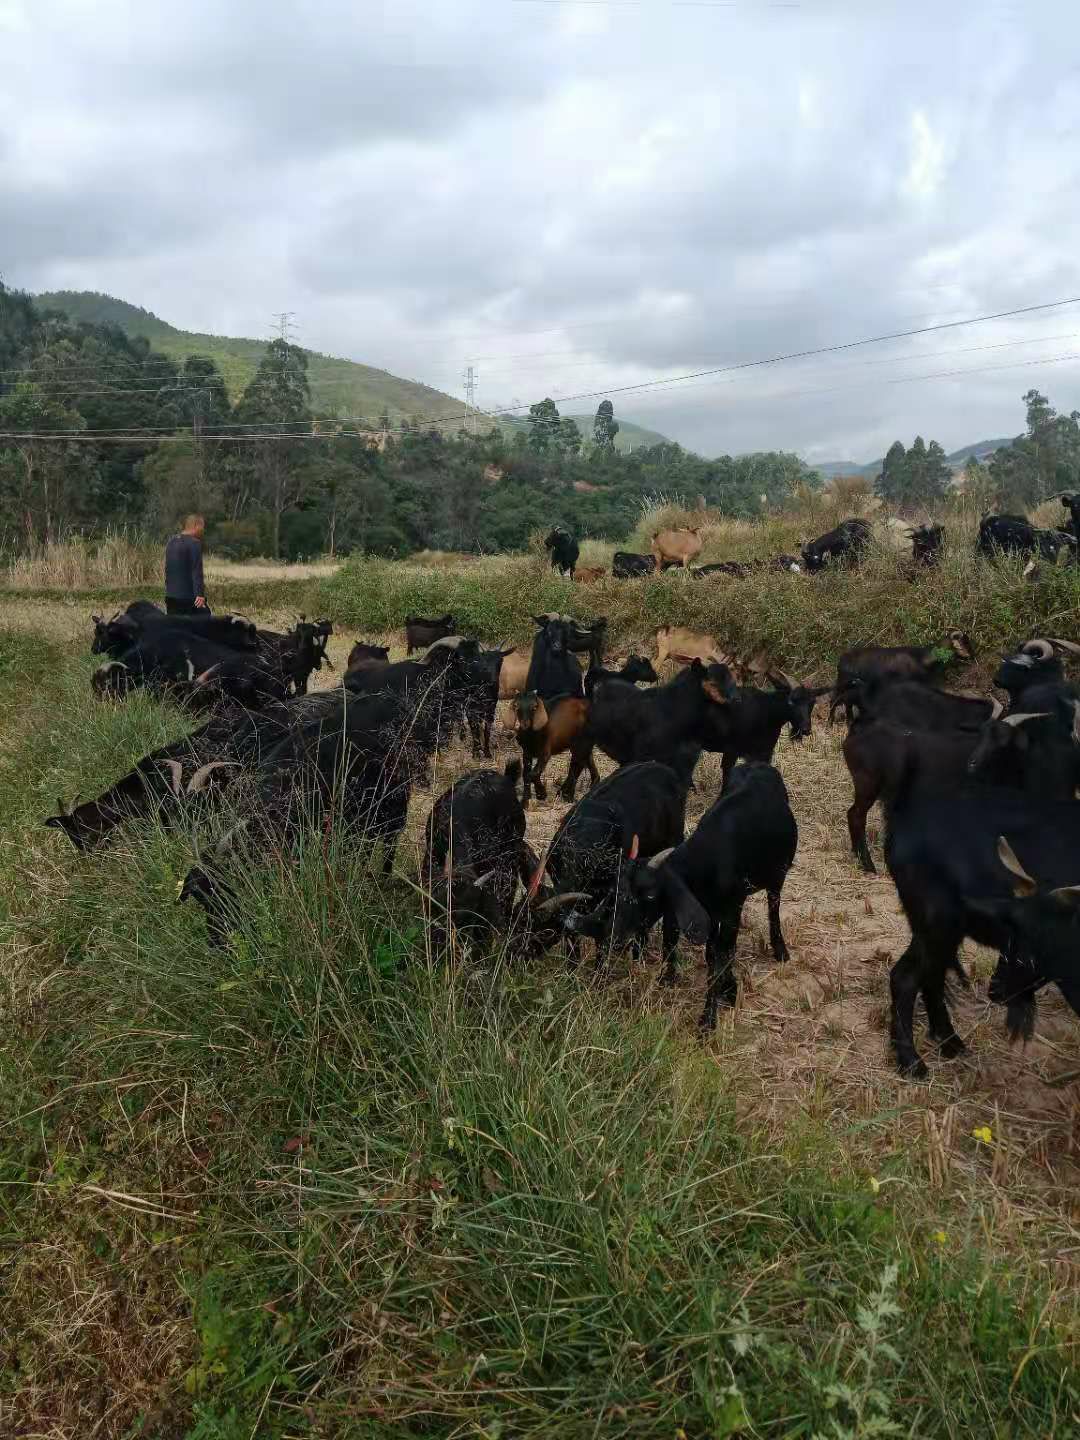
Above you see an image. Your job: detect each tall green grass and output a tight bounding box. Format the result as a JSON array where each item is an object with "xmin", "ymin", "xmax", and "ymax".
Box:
[{"xmin": 2, "ymin": 634, "xmax": 1078, "ymax": 1435}]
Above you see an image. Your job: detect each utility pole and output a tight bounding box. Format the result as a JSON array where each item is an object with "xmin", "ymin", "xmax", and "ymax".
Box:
[{"xmin": 462, "ymin": 364, "xmax": 477, "ymax": 435}]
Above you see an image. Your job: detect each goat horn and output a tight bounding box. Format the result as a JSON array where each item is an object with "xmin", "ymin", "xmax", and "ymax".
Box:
[
  {"xmin": 1072, "ymin": 699, "xmax": 1080, "ymax": 744},
  {"xmin": 1048, "ymin": 638, "xmax": 1080, "ymax": 656},
  {"xmin": 527, "ymin": 855, "xmax": 549, "ymax": 900},
  {"xmin": 1001, "ymin": 712, "xmax": 1050, "ymax": 728},
  {"xmin": 628, "ymin": 834, "xmax": 639, "ymax": 861},
  {"xmin": 1022, "ymin": 639, "xmax": 1054, "ymax": 660},
  {"xmin": 162, "ymin": 760, "xmax": 184, "ymax": 797},
  {"xmin": 997, "ymin": 836, "xmax": 1037, "ymax": 897},
  {"xmin": 473, "ymin": 868, "xmax": 498, "ymax": 888},
  {"xmin": 187, "ymin": 761, "xmax": 237, "ymax": 794},
  {"xmin": 533, "ymin": 891, "xmax": 591, "ymax": 916},
  {"xmin": 989, "ymin": 697, "xmax": 1004, "ymax": 719},
  {"xmin": 647, "ymin": 847, "xmax": 675, "ymax": 869}
]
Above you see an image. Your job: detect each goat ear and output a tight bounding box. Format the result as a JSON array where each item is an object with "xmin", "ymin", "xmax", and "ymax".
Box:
[
  {"xmin": 701, "ymin": 681, "xmax": 728, "ymax": 705},
  {"xmin": 997, "ymin": 836, "xmax": 1037, "ymax": 897},
  {"xmin": 527, "ymin": 853, "xmax": 549, "ymax": 900},
  {"xmin": 627, "ymin": 834, "xmax": 639, "ymax": 861}
]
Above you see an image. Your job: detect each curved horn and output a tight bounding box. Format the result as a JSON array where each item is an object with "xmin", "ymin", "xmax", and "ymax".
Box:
[
  {"xmin": 162, "ymin": 760, "xmax": 183, "ymax": 797},
  {"xmin": 1001, "ymin": 712, "xmax": 1050, "ymax": 728},
  {"xmin": 533, "ymin": 891, "xmax": 591, "ymax": 916},
  {"xmin": 647, "ymin": 847, "xmax": 676, "ymax": 870},
  {"xmin": 1071, "ymin": 698, "xmax": 1080, "ymax": 744},
  {"xmin": 1048, "ymin": 638, "xmax": 1080, "ymax": 656},
  {"xmin": 997, "ymin": 836, "xmax": 1037, "ymax": 897},
  {"xmin": 186, "ymin": 761, "xmax": 237, "ymax": 794},
  {"xmin": 473, "ymin": 868, "xmax": 498, "ymax": 888},
  {"xmin": 1022, "ymin": 639, "xmax": 1054, "ymax": 660},
  {"xmin": 989, "ymin": 697, "xmax": 1004, "ymax": 719}
]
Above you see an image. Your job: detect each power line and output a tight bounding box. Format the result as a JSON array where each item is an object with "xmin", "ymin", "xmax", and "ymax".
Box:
[{"xmin": 6, "ymin": 346, "xmax": 1080, "ymax": 444}]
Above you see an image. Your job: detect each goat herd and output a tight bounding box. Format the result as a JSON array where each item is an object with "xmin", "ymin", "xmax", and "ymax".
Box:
[
  {"xmin": 546, "ymin": 493, "xmax": 1080, "ymax": 582},
  {"xmin": 43, "ymin": 509, "xmax": 1080, "ymax": 1082}
]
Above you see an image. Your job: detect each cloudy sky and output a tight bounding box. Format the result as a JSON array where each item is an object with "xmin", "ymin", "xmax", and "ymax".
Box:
[{"xmin": 4, "ymin": 0, "xmax": 1080, "ymax": 461}]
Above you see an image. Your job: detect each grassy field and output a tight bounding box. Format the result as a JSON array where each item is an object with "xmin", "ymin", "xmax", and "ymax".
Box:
[{"xmin": 2, "ymin": 525, "xmax": 1080, "ymax": 1436}]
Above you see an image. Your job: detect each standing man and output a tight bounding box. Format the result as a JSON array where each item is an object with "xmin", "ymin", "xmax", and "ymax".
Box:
[{"xmin": 164, "ymin": 514, "xmax": 209, "ymax": 615}]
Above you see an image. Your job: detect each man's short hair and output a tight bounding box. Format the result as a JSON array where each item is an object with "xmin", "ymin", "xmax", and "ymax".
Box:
[{"xmin": 183, "ymin": 513, "xmax": 205, "ymax": 532}]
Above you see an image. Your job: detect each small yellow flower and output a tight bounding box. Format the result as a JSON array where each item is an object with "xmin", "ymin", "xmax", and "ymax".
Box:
[
  {"xmin": 868, "ymin": 1176, "xmax": 881, "ymax": 1194},
  {"xmin": 932, "ymin": 1230, "xmax": 948, "ymax": 1245},
  {"xmin": 971, "ymin": 1125, "xmax": 993, "ymax": 1145}
]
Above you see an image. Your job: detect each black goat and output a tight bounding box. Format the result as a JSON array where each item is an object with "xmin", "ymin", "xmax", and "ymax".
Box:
[
  {"xmin": 717, "ymin": 673, "xmax": 828, "ymax": 783},
  {"xmin": 910, "ymin": 524, "xmax": 944, "ymax": 567},
  {"xmin": 583, "ymin": 654, "xmax": 658, "ymax": 697},
  {"xmin": 405, "ymin": 614, "xmax": 455, "ymax": 655},
  {"xmin": 568, "ymin": 659, "xmax": 738, "ymax": 791},
  {"xmin": 525, "ymin": 616, "xmax": 585, "ymax": 702},
  {"xmin": 977, "ymin": 514, "xmax": 1074, "ymax": 562},
  {"xmin": 883, "ymin": 772, "xmax": 1080, "ymax": 1076},
  {"xmin": 544, "ymin": 527, "xmax": 579, "ymax": 576},
  {"xmin": 801, "ymin": 518, "xmax": 871, "ymax": 573},
  {"xmin": 565, "ymin": 763, "xmax": 797, "ymax": 1027},
  {"xmin": 612, "ymin": 552, "xmax": 657, "ymax": 578},
  {"xmin": 423, "ymin": 760, "xmax": 530, "ymax": 952},
  {"xmin": 831, "ymin": 631, "xmax": 975, "ymax": 723}
]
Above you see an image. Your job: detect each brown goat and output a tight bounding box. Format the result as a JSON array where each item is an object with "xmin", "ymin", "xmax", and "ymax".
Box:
[
  {"xmin": 572, "ymin": 565, "xmax": 607, "ymax": 584},
  {"xmin": 513, "ymin": 692, "xmax": 599, "ymax": 805},
  {"xmin": 651, "ymin": 527, "xmax": 703, "ymax": 568},
  {"xmin": 498, "ymin": 649, "xmax": 530, "ymax": 699}
]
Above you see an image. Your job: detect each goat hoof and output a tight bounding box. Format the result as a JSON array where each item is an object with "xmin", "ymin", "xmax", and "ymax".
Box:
[
  {"xmin": 938, "ymin": 1035, "xmax": 966, "ymax": 1059},
  {"xmin": 898, "ymin": 1056, "xmax": 929, "ymax": 1080}
]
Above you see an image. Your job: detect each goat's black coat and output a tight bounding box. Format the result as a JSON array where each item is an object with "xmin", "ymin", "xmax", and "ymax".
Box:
[
  {"xmin": 566, "ymin": 763, "xmax": 798, "ymax": 1028},
  {"xmin": 612, "ymin": 551, "xmax": 656, "ymax": 578},
  {"xmin": 800, "ymin": 518, "xmax": 871, "ymax": 572},
  {"xmin": 544, "ymin": 527, "xmax": 579, "ymax": 576},
  {"xmin": 883, "ymin": 765, "xmax": 1080, "ymax": 1076},
  {"xmin": 525, "ymin": 617, "xmax": 585, "ymax": 702},
  {"xmin": 977, "ymin": 514, "xmax": 1075, "ymax": 561}
]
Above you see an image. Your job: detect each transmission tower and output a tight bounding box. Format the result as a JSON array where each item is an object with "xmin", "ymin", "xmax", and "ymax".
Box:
[
  {"xmin": 270, "ymin": 311, "xmax": 298, "ymax": 342},
  {"xmin": 462, "ymin": 364, "xmax": 477, "ymax": 434}
]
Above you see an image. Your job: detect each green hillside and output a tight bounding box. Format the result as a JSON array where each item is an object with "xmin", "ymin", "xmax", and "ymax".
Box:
[{"xmin": 35, "ymin": 290, "xmax": 475, "ymax": 430}]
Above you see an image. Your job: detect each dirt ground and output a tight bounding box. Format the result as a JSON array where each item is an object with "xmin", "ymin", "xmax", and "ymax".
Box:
[{"xmin": 11, "ymin": 601, "xmax": 1080, "ymax": 1276}]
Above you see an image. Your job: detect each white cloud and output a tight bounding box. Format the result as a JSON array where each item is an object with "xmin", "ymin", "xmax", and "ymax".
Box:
[{"xmin": 3, "ymin": 0, "xmax": 1080, "ymax": 460}]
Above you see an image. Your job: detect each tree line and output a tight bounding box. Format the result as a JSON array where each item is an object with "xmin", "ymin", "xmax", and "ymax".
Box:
[{"xmin": 4, "ymin": 282, "xmax": 1077, "ymax": 558}]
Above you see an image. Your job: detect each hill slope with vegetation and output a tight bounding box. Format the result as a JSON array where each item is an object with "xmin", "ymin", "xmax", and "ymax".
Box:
[{"xmin": 35, "ymin": 290, "xmax": 474, "ymax": 429}]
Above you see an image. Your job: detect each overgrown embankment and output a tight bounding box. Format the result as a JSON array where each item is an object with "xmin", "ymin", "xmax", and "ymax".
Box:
[{"xmin": 319, "ymin": 523, "xmax": 1080, "ymax": 680}]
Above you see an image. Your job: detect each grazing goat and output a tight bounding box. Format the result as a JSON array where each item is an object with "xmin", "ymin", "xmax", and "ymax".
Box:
[
  {"xmin": 977, "ymin": 514, "xmax": 1074, "ymax": 563},
  {"xmin": 718, "ymin": 672, "xmax": 828, "ymax": 784},
  {"xmin": 831, "ymin": 630, "xmax": 975, "ymax": 723},
  {"xmin": 525, "ymin": 616, "xmax": 585, "ymax": 702},
  {"xmin": 572, "ymin": 565, "xmax": 606, "ymax": 584},
  {"xmin": 883, "ymin": 770, "xmax": 1080, "ymax": 1076},
  {"xmin": 566, "ymin": 763, "xmax": 797, "ymax": 1026},
  {"xmin": 423, "ymin": 760, "xmax": 530, "ymax": 952}
]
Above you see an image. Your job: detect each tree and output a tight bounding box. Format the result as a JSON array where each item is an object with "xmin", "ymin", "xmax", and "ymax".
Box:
[
  {"xmin": 593, "ymin": 399, "xmax": 619, "ymax": 451},
  {"xmin": 555, "ymin": 416, "xmax": 582, "ymax": 459},
  {"xmin": 0, "ymin": 382, "xmax": 86, "ymax": 540},
  {"xmin": 875, "ymin": 441, "xmax": 907, "ymax": 506},
  {"xmin": 526, "ymin": 398, "xmax": 561, "ymax": 455},
  {"xmin": 232, "ymin": 339, "xmax": 312, "ymax": 556}
]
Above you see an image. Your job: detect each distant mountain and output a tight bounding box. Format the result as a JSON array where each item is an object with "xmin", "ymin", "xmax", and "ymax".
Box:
[
  {"xmin": 815, "ymin": 436, "xmax": 1015, "ymax": 481},
  {"xmin": 34, "ymin": 290, "xmax": 479, "ymax": 430}
]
